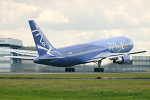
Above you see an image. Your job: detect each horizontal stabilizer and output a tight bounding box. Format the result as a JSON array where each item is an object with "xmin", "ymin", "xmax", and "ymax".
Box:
[
  {"xmin": 0, "ymin": 48, "xmax": 38, "ymax": 57},
  {"xmin": 4, "ymin": 56, "xmax": 36, "ymax": 60}
]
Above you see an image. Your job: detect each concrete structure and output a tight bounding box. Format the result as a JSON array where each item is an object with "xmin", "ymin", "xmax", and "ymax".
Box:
[
  {"xmin": 132, "ymin": 56, "xmax": 150, "ymax": 66},
  {"xmin": 11, "ymin": 56, "xmax": 150, "ymax": 73},
  {"xmin": 0, "ymin": 38, "xmax": 23, "ymax": 72}
]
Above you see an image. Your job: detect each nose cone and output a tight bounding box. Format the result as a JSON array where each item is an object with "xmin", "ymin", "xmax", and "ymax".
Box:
[{"xmin": 127, "ymin": 37, "xmax": 134, "ymax": 51}]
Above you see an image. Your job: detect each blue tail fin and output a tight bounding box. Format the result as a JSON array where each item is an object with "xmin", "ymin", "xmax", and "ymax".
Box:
[{"xmin": 28, "ymin": 20, "xmax": 55, "ymax": 56}]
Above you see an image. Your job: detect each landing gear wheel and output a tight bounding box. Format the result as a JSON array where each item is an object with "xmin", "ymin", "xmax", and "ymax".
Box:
[
  {"xmin": 71, "ymin": 68, "xmax": 75, "ymax": 72},
  {"xmin": 65, "ymin": 67, "xmax": 75, "ymax": 72},
  {"xmin": 98, "ymin": 68, "xmax": 101, "ymax": 72},
  {"xmin": 69, "ymin": 68, "xmax": 72, "ymax": 72},
  {"xmin": 65, "ymin": 68, "xmax": 69, "ymax": 72},
  {"xmin": 94, "ymin": 68, "xmax": 101, "ymax": 72},
  {"xmin": 100, "ymin": 68, "xmax": 104, "ymax": 72},
  {"xmin": 94, "ymin": 68, "xmax": 97, "ymax": 72}
]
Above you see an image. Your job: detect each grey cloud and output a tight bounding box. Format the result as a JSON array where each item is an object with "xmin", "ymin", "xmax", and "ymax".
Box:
[{"xmin": 2, "ymin": 0, "xmax": 150, "ymax": 31}]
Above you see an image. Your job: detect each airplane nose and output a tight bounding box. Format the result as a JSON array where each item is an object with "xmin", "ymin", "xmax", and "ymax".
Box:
[{"xmin": 129, "ymin": 38, "xmax": 134, "ymax": 50}]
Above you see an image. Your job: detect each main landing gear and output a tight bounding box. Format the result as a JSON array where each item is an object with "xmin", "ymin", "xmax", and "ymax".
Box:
[
  {"xmin": 65, "ymin": 67, "xmax": 75, "ymax": 72},
  {"xmin": 94, "ymin": 60, "xmax": 104, "ymax": 72}
]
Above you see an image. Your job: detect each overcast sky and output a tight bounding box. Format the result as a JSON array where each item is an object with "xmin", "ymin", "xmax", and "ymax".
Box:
[{"xmin": 0, "ymin": 0, "xmax": 150, "ymax": 55}]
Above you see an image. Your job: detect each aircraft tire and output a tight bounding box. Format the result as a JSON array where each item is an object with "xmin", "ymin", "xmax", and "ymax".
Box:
[
  {"xmin": 69, "ymin": 68, "xmax": 72, "ymax": 72},
  {"xmin": 65, "ymin": 68, "xmax": 69, "ymax": 72},
  {"xmin": 100, "ymin": 68, "xmax": 104, "ymax": 72},
  {"xmin": 71, "ymin": 68, "xmax": 75, "ymax": 72},
  {"xmin": 98, "ymin": 68, "xmax": 101, "ymax": 72},
  {"xmin": 94, "ymin": 68, "xmax": 97, "ymax": 72}
]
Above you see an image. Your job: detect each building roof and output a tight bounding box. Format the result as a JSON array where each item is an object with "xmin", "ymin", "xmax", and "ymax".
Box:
[{"xmin": 0, "ymin": 38, "xmax": 23, "ymax": 48}]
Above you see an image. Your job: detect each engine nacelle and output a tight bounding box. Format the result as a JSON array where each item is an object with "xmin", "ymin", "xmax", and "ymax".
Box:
[{"xmin": 113, "ymin": 55, "xmax": 130, "ymax": 64}]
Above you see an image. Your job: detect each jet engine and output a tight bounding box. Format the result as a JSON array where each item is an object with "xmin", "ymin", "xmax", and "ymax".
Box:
[{"xmin": 113, "ymin": 55, "xmax": 130, "ymax": 64}]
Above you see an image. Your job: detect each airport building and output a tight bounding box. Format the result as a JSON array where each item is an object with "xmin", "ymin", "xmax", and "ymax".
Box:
[
  {"xmin": 0, "ymin": 38, "xmax": 23, "ymax": 72},
  {"xmin": 0, "ymin": 38, "xmax": 150, "ymax": 72}
]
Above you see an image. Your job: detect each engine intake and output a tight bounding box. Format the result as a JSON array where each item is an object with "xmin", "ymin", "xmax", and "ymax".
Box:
[{"xmin": 113, "ymin": 55, "xmax": 130, "ymax": 64}]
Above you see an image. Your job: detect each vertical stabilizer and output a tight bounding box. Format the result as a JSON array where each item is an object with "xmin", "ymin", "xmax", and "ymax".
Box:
[{"xmin": 29, "ymin": 20, "xmax": 55, "ymax": 56}]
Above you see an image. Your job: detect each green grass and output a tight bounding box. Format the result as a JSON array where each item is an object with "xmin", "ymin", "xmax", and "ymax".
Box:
[
  {"xmin": 0, "ymin": 73, "xmax": 150, "ymax": 100},
  {"xmin": 0, "ymin": 73, "xmax": 150, "ymax": 79}
]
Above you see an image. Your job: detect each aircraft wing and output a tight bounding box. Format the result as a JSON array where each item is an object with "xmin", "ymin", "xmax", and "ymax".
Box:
[
  {"xmin": 88, "ymin": 51, "xmax": 146, "ymax": 62},
  {"xmin": 0, "ymin": 48, "xmax": 38, "ymax": 57}
]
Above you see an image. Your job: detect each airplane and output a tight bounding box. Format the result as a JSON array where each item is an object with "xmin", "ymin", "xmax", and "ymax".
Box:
[{"xmin": 0, "ymin": 20, "xmax": 146, "ymax": 72}]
